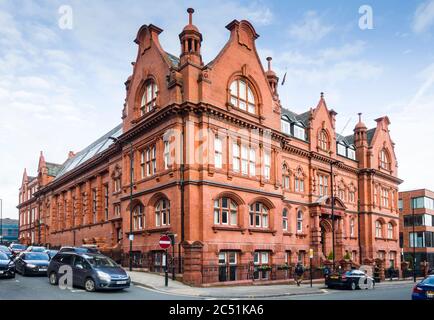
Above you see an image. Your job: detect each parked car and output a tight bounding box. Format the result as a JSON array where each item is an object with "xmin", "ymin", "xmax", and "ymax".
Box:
[
  {"xmin": 9, "ymin": 243, "xmax": 27, "ymax": 257},
  {"xmin": 48, "ymin": 252, "xmax": 130, "ymax": 292},
  {"xmin": 0, "ymin": 245, "xmax": 12, "ymax": 259},
  {"xmin": 44, "ymin": 250, "xmax": 59, "ymax": 260},
  {"xmin": 26, "ymin": 246, "xmax": 47, "ymax": 253},
  {"xmin": 0, "ymin": 252, "xmax": 15, "ymax": 279},
  {"xmin": 14, "ymin": 252, "xmax": 50, "ymax": 276},
  {"xmin": 412, "ymin": 275, "xmax": 434, "ymax": 300},
  {"xmin": 325, "ymin": 269, "xmax": 375, "ymax": 290},
  {"xmin": 58, "ymin": 246, "xmax": 100, "ymax": 254}
]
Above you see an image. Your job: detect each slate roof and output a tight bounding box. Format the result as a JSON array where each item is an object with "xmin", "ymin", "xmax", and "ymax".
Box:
[
  {"xmin": 366, "ymin": 128, "xmax": 376, "ymax": 145},
  {"xmin": 165, "ymin": 52, "xmax": 180, "ymax": 68},
  {"xmin": 54, "ymin": 124, "xmax": 123, "ymax": 180},
  {"xmin": 281, "ymin": 108, "xmax": 309, "ymax": 127},
  {"xmin": 46, "ymin": 162, "xmax": 63, "ymax": 177}
]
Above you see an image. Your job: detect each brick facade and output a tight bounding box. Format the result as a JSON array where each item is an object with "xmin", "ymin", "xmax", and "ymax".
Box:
[{"xmin": 17, "ymin": 8, "xmax": 403, "ymax": 285}]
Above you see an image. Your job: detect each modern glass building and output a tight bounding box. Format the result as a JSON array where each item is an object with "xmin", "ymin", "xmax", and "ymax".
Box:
[{"xmin": 0, "ymin": 218, "xmax": 19, "ymax": 244}]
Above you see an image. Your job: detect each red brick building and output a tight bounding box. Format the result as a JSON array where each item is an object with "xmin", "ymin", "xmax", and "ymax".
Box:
[
  {"xmin": 18, "ymin": 9, "xmax": 402, "ymax": 285},
  {"xmin": 399, "ymin": 189, "xmax": 434, "ymax": 272}
]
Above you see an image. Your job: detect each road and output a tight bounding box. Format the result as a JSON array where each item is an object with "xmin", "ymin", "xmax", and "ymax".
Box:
[
  {"xmin": 0, "ymin": 274, "xmax": 414, "ymax": 300},
  {"xmin": 0, "ymin": 274, "xmax": 199, "ymax": 300}
]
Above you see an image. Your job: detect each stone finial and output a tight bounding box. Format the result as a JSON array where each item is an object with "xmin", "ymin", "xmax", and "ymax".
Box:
[
  {"xmin": 266, "ymin": 57, "xmax": 272, "ymax": 71},
  {"xmin": 187, "ymin": 8, "xmax": 194, "ymax": 25}
]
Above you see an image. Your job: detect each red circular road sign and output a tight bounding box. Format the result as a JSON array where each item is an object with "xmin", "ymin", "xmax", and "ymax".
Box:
[{"xmin": 159, "ymin": 235, "xmax": 172, "ymax": 249}]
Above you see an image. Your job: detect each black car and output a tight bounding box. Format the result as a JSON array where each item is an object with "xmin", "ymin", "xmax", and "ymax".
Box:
[
  {"xmin": 58, "ymin": 246, "xmax": 100, "ymax": 254},
  {"xmin": 9, "ymin": 244, "xmax": 27, "ymax": 257},
  {"xmin": 325, "ymin": 269, "xmax": 375, "ymax": 290},
  {"xmin": 48, "ymin": 252, "xmax": 130, "ymax": 292},
  {"xmin": 0, "ymin": 252, "xmax": 15, "ymax": 278},
  {"xmin": 0, "ymin": 245, "xmax": 12, "ymax": 259},
  {"xmin": 14, "ymin": 252, "xmax": 50, "ymax": 276}
]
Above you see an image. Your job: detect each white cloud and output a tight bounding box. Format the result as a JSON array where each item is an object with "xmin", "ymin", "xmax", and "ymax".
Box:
[
  {"xmin": 288, "ymin": 11, "xmax": 333, "ymax": 42},
  {"xmin": 412, "ymin": 0, "xmax": 434, "ymax": 33}
]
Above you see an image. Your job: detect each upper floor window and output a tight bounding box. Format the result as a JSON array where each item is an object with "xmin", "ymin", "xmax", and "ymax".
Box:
[
  {"xmin": 282, "ymin": 209, "xmax": 288, "ymax": 231},
  {"xmin": 229, "ymin": 79, "xmax": 256, "ymax": 114},
  {"xmin": 375, "ymin": 220, "xmax": 383, "ymax": 238},
  {"xmin": 318, "ymin": 130, "xmax": 330, "ymax": 151},
  {"xmin": 264, "ymin": 151, "xmax": 271, "ymax": 180},
  {"xmin": 379, "ymin": 149, "xmax": 391, "ymax": 170},
  {"xmin": 350, "ymin": 218, "xmax": 355, "ymax": 237},
  {"xmin": 249, "ymin": 202, "xmax": 269, "ymax": 228},
  {"xmin": 214, "ymin": 197, "xmax": 237, "ymax": 226},
  {"xmin": 296, "ymin": 210, "xmax": 303, "ymax": 233},
  {"xmin": 349, "ymin": 190, "xmax": 356, "ymax": 203},
  {"xmin": 141, "ymin": 81, "xmax": 158, "ymax": 116},
  {"xmin": 164, "ymin": 140, "xmax": 170, "ymax": 170},
  {"xmin": 155, "ymin": 199, "xmax": 170, "ymax": 227},
  {"xmin": 318, "ymin": 174, "xmax": 329, "ymax": 196},
  {"xmin": 145, "ymin": 145, "xmax": 157, "ymax": 176},
  {"xmin": 387, "ymin": 223, "xmax": 394, "ymax": 239},
  {"xmin": 214, "ymin": 137, "xmax": 223, "ymax": 169},
  {"xmin": 347, "ymin": 148, "xmax": 356, "ymax": 160},
  {"xmin": 133, "ymin": 204, "xmax": 145, "ymax": 230},
  {"xmin": 114, "ymin": 177, "xmax": 121, "ymax": 193},
  {"xmin": 92, "ymin": 189, "xmax": 97, "ymax": 223},
  {"xmin": 281, "ymin": 119, "xmax": 290, "ymax": 135},
  {"xmin": 293, "ymin": 124, "xmax": 306, "ymax": 140},
  {"xmin": 294, "ymin": 168, "xmax": 305, "ymax": 193},
  {"xmin": 104, "ymin": 184, "xmax": 109, "ymax": 220},
  {"xmin": 282, "ymin": 165, "xmax": 290, "ymax": 190},
  {"xmin": 381, "ymin": 188, "xmax": 389, "ymax": 208},
  {"xmin": 337, "ymin": 143, "xmax": 346, "ymax": 156}
]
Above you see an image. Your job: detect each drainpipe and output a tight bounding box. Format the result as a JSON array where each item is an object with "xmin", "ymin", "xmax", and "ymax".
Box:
[{"xmin": 178, "ymin": 114, "xmax": 186, "ymax": 274}]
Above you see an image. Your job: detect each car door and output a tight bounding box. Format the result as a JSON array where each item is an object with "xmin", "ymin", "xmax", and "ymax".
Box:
[
  {"xmin": 72, "ymin": 256, "xmax": 89, "ymax": 287},
  {"xmin": 15, "ymin": 253, "xmax": 24, "ymax": 273}
]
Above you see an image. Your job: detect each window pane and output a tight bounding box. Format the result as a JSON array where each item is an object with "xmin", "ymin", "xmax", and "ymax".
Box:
[
  {"xmin": 230, "ymin": 81, "xmax": 238, "ymax": 96},
  {"xmin": 230, "ymin": 211, "xmax": 237, "ymax": 225},
  {"xmin": 214, "ymin": 209, "xmax": 220, "ymax": 224},
  {"xmin": 247, "ymin": 87, "xmax": 254, "ymax": 103},
  {"xmin": 239, "ymin": 80, "xmax": 246, "ymax": 99}
]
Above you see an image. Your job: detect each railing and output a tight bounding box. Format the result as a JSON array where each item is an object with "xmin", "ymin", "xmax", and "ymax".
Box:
[{"xmin": 120, "ymin": 251, "xmax": 184, "ymax": 274}]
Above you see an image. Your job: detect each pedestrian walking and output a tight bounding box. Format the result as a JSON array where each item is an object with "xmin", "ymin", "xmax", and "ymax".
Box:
[
  {"xmin": 294, "ymin": 262, "xmax": 305, "ymax": 286},
  {"xmin": 323, "ymin": 265, "xmax": 331, "ymax": 279}
]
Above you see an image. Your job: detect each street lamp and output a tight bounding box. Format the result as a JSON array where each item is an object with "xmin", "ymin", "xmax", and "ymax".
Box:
[{"xmin": 109, "ymin": 136, "xmax": 134, "ymax": 272}]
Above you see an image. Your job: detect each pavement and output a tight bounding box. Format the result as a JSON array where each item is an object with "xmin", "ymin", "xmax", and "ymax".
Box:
[{"xmin": 127, "ymin": 270, "xmax": 421, "ymax": 299}]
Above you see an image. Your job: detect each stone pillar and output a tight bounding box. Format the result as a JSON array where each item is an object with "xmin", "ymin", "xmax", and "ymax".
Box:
[
  {"xmin": 310, "ymin": 209, "xmax": 322, "ymax": 267},
  {"xmin": 182, "ymin": 241, "xmax": 204, "ymax": 286}
]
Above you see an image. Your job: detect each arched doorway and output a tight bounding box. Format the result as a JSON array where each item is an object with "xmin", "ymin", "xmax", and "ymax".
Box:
[{"xmin": 320, "ymin": 219, "xmax": 333, "ymax": 259}]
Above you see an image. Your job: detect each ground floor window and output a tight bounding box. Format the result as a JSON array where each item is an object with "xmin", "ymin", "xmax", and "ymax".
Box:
[
  {"xmin": 153, "ymin": 251, "xmax": 165, "ymax": 273},
  {"xmin": 297, "ymin": 251, "xmax": 306, "ymax": 266},
  {"xmin": 218, "ymin": 251, "xmax": 238, "ymax": 282},
  {"xmin": 253, "ymin": 251, "xmax": 270, "ymax": 280}
]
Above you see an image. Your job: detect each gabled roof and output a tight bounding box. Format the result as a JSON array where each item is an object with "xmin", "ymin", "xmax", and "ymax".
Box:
[{"xmin": 54, "ymin": 124, "xmax": 123, "ymax": 180}]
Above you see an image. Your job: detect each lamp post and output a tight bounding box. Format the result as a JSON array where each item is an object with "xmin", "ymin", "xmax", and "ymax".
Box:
[
  {"xmin": 109, "ymin": 136, "xmax": 134, "ymax": 272},
  {"xmin": 411, "ymin": 197, "xmax": 416, "ymax": 283}
]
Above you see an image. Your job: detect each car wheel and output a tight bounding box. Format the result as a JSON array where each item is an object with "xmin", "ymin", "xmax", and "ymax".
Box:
[
  {"xmin": 84, "ymin": 278, "xmax": 96, "ymax": 292},
  {"xmin": 350, "ymin": 282, "xmax": 357, "ymax": 290},
  {"xmin": 49, "ymin": 272, "xmax": 58, "ymax": 285}
]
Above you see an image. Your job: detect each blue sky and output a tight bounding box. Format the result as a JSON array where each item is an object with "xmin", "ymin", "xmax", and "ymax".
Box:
[{"xmin": 1, "ymin": 0, "xmax": 434, "ymax": 218}]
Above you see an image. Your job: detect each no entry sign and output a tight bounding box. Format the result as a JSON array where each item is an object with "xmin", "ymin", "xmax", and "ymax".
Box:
[{"xmin": 159, "ymin": 235, "xmax": 172, "ymax": 249}]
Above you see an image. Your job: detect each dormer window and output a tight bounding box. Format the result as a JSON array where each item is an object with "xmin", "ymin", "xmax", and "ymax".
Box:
[
  {"xmin": 141, "ymin": 80, "xmax": 158, "ymax": 116},
  {"xmin": 337, "ymin": 143, "xmax": 346, "ymax": 156},
  {"xmin": 293, "ymin": 124, "xmax": 305, "ymax": 140},
  {"xmin": 229, "ymin": 79, "xmax": 256, "ymax": 114},
  {"xmin": 347, "ymin": 147, "xmax": 356, "ymax": 160},
  {"xmin": 379, "ymin": 149, "xmax": 391, "ymax": 170}
]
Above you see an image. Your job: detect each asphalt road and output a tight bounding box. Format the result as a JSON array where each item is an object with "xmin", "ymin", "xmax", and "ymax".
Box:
[
  {"xmin": 279, "ymin": 282, "xmax": 415, "ymax": 300},
  {"xmin": 0, "ymin": 274, "xmax": 199, "ymax": 300},
  {"xmin": 0, "ymin": 274, "xmax": 414, "ymax": 300}
]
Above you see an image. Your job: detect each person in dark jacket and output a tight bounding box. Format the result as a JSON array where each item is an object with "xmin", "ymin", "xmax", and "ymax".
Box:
[
  {"xmin": 294, "ymin": 263, "xmax": 305, "ymax": 286},
  {"xmin": 323, "ymin": 265, "xmax": 331, "ymax": 279}
]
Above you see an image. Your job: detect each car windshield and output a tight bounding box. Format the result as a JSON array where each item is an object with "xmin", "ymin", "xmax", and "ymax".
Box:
[
  {"xmin": 0, "ymin": 252, "xmax": 8, "ymax": 260},
  {"xmin": 11, "ymin": 244, "xmax": 26, "ymax": 250},
  {"xmin": 24, "ymin": 253, "xmax": 49, "ymax": 261},
  {"xmin": 85, "ymin": 256, "xmax": 118, "ymax": 268},
  {"xmin": 422, "ymin": 277, "xmax": 434, "ymax": 285},
  {"xmin": 0, "ymin": 246, "xmax": 9, "ymax": 251},
  {"xmin": 31, "ymin": 247, "xmax": 46, "ymax": 252}
]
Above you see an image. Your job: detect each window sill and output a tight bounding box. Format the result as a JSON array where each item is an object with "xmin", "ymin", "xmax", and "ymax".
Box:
[
  {"xmin": 283, "ymin": 232, "xmax": 293, "ymax": 237},
  {"xmin": 146, "ymin": 226, "xmax": 171, "ymax": 235},
  {"xmin": 212, "ymin": 225, "xmax": 246, "ymax": 234},
  {"xmin": 295, "ymin": 232, "xmax": 308, "ymax": 238},
  {"xmin": 248, "ymin": 228, "xmax": 277, "ymax": 236}
]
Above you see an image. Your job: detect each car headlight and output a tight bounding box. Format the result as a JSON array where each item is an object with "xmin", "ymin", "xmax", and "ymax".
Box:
[
  {"xmin": 26, "ymin": 264, "xmax": 37, "ymax": 268},
  {"xmin": 96, "ymin": 271, "xmax": 111, "ymax": 282}
]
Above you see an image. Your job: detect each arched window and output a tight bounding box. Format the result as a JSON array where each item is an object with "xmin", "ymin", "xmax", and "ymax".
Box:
[
  {"xmin": 294, "ymin": 168, "xmax": 305, "ymax": 193},
  {"xmin": 350, "ymin": 218, "xmax": 355, "ymax": 237},
  {"xmin": 155, "ymin": 199, "xmax": 170, "ymax": 227},
  {"xmin": 133, "ymin": 204, "xmax": 145, "ymax": 230},
  {"xmin": 318, "ymin": 129, "xmax": 329, "ymax": 151},
  {"xmin": 282, "ymin": 209, "xmax": 288, "ymax": 231},
  {"xmin": 296, "ymin": 210, "xmax": 303, "ymax": 233},
  {"xmin": 249, "ymin": 202, "xmax": 269, "ymax": 228},
  {"xmin": 140, "ymin": 80, "xmax": 158, "ymax": 116},
  {"xmin": 282, "ymin": 165, "xmax": 290, "ymax": 190},
  {"xmin": 375, "ymin": 220, "xmax": 383, "ymax": 238},
  {"xmin": 229, "ymin": 79, "xmax": 256, "ymax": 114},
  {"xmin": 214, "ymin": 197, "xmax": 237, "ymax": 226},
  {"xmin": 387, "ymin": 223, "xmax": 394, "ymax": 239},
  {"xmin": 379, "ymin": 149, "xmax": 391, "ymax": 170}
]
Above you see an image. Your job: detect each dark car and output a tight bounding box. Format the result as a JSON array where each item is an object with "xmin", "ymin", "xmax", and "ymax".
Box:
[
  {"xmin": 48, "ymin": 252, "xmax": 130, "ymax": 292},
  {"xmin": 58, "ymin": 246, "xmax": 100, "ymax": 254},
  {"xmin": 412, "ymin": 275, "xmax": 434, "ymax": 300},
  {"xmin": 9, "ymin": 244, "xmax": 27, "ymax": 257},
  {"xmin": 26, "ymin": 246, "xmax": 47, "ymax": 253},
  {"xmin": 0, "ymin": 252, "xmax": 15, "ymax": 279},
  {"xmin": 325, "ymin": 269, "xmax": 375, "ymax": 290},
  {"xmin": 0, "ymin": 245, "xmax": 12, "ymax": 259},
  {"xmin": 14, "ymin": 252, "xmax": 50, "ymax": 276}
]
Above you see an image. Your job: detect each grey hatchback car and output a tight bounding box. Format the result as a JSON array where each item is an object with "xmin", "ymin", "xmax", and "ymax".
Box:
[{"xmin": 47, "ymin": 252, "xmax": 130, "ymax": 292}]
